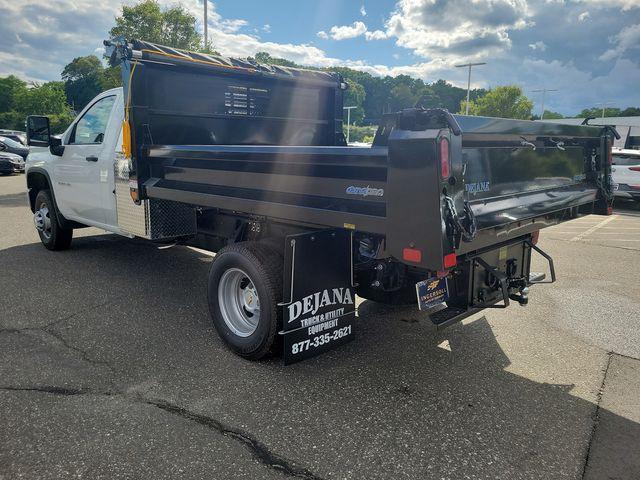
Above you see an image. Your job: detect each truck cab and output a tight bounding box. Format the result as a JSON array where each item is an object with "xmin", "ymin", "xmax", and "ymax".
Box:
[{"xmin": 26, "ymin": 88, "xmax": 125, "ymax": 237}]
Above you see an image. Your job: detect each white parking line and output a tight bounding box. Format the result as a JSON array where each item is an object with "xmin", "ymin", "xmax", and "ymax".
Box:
[{"xmin": 570, "ymin": 215, "xmax": 618, "ymax": 241}]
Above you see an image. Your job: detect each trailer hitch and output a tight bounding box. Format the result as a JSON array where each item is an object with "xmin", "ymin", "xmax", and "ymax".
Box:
[{"xmin": 471, "ymin": 241, "xmax": 556, "ymax": 309}]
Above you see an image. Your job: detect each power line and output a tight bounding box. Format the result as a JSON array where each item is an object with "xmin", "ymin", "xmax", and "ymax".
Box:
[{"xmin": 455, "ymin": 62, "xmax": 487, "ymax": 115}]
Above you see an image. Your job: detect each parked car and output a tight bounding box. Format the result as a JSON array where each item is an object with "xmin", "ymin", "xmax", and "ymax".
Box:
[
  {"xmin": 0, "ymin": 136, "xmax": 29, "ymax": 159},
  {"xmin": 0, "ymin": 152, "xmax": 25, "ymax": 174},
  {"xmin": 611, "ymin": 148, "xmax": 640, "ymax": 204},
  {"xmin": 0, "ymin": 130, "xmax": 27, "ymax": 145}
]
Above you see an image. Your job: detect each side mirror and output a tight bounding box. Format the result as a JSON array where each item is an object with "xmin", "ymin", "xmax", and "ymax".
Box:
[{"xmin": 26, "ymin": 115, "xmax": 51, "ymax": 147}]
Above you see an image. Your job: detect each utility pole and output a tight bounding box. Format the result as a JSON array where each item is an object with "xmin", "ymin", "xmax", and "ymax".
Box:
[
  {"xmin": 455, "ymin": 62, "xmax": 486, "ymax": 115},
  {"xmin": 343, "ymin": 106, "xmax": 357, "ymax": 143},
  {"xmin": 532, "ymin": 88, "xmax": 558, "ymax": 119},
  {"xmin": 597, "ymin": 101, "xmax": 614, "ymax": 118},
  {"xmin": 203, "ymin": 0, "xmax": 208, "ymax": 49}
]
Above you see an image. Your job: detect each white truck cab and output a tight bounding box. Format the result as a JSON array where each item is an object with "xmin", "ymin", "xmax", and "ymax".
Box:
[{"xmin": 26, "ymin": 88, "xmax": 129, "ymax": 240}]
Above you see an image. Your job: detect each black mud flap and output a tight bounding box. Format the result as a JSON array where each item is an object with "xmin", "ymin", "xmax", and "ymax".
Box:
[{"xmin": 279, "ymin": 229, "xmax": 356, "ymax": 365}]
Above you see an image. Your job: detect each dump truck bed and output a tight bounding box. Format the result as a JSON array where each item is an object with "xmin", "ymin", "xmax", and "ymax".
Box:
[{"xmin": 110, "ymin": 39, "xmax": 613, "ymax": 272}]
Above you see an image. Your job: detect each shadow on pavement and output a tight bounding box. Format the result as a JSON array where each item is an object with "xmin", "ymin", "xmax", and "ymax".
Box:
[{"xmin": 1, "ymin": 233, "xmax": 638, "ymax": 479}]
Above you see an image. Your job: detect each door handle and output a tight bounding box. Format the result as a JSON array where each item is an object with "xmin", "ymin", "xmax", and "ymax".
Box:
[{"xmin": 86, "ymin": 156, "xmax": 98, "ymax": 162}]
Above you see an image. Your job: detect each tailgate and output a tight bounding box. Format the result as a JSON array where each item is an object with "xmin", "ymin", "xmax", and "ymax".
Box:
[
  {"xmin": 383, "ymin": 110, "xmax": 613, "ymax": 272},
  {"xmin": 455, "ymin": 115, "xmax": 611, "ymax": 230}
]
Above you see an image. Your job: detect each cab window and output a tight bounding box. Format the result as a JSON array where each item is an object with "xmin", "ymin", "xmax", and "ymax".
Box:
[{"xmin": 70, "ymin": 96, "xmax": 116, "ymax": 145}]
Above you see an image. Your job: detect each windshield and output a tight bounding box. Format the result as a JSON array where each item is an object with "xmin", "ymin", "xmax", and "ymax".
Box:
[{"xmin": 0, "ymin": 136, "xmax": 24, "ymax": 148}]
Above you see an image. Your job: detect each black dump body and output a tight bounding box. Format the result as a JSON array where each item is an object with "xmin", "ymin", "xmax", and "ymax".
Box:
[{"xmin": 109, "ymin": 39, "xmax": 613, "ymax": 274}]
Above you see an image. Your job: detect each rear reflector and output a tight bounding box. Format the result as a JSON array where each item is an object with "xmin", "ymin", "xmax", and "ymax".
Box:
[
  {"xmin": 607, "ymin": 206, "xmax": 614, "ymax": 215},
  {"xmin": 402, "ymin": 248, "xmax": 422, "ymax": 263},
  {"xmin": 440, "ymin": 138, "xmax": 450, "ymax": 179},
  {"xmin": 443, "ymin": 253, "xmax": 457, "ymax": 268}
]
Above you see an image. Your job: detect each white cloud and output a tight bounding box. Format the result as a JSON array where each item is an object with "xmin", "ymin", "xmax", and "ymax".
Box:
[
  {"xmin": 327, "ymin": 21, "xmax": 368, "ymax": 41},
  {"xmin": 365, "ymin": 30, "xmax": 389, "ymax": 41},
  {"xmin": 528, "ymin": 41, "xmax": 547, "ymax": 51},
  {"xmin": 599, "ymin": 23, "xmax": 640, "ymax": 60},
  {"xmin": 263, "ymin": 24, "xmax": 271, "ymax": 33},
  {"xmin": 317, "ymin": 30, "xmax": 329, "ymax": 40},
  {"xmin": 360, "ymin": 5, "xmax": 367, "ymax": 16},
  {"xmin": 576, "ymin": 0, "xmax": 640, "ymax": 11},
  {"xmin": 384, "ymin": 0, "xmax": 531, "ymax": 62},
  {"xmin": 578, "ymin": 11, "xmax": 590, "ymax": 21}
]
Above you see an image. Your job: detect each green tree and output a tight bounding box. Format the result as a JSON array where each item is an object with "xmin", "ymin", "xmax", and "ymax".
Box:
[
  {"xmin": 0, "ymin": 75, "xmax": 27, "ymax": 113},
  {"xmin": 541, "ymin": 110, "xmax": 564, "ymax": 119},
  {"xmin": 621, "ymin": 107, "xmax": 640, "ymax": 116},
  {"xmin": 14, "ymin": 81, "xmax": 69, "ymax": 116},
  {"xmin": 109, "ymin": 0, "xmax": 201, "ymax": 51},
  {"xmin": 344, "ymin": 79, "xmax": 366, "ymax": 125},
  {"xmin": 62, "ymin": 55, "xmax": 105, "ymax": 111},
  {"xmin": 462, "ymin": 85, "xmax": 533, "ymax": 119},
  {"xmin": 249, "ymin": 51, "xmax": 298, "ymax": 67},
  {"xmin": 578, "ymin": 107, "xmax": 622, "ymax": 118}
]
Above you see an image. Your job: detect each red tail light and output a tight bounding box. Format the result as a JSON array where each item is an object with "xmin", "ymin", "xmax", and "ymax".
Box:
[
  {"xmin": 402, "ymin": 248, "xmax": 422, "ymax": 263},
  {"xmin": 440, "ymin": 138, "xmax": 450, "ymax": 179},
  {"xmin": 443, "ymin": 253, "xmax": 457, "ymax": 268},
  {"xmin": 630, "ymin": 167, "xmax": 640, "ymax": 172}
]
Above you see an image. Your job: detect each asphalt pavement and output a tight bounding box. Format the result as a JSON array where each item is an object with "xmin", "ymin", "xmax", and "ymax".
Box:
[{"xmin": 1, "ymin": 173, "xmax": 639, "ymax": 479}]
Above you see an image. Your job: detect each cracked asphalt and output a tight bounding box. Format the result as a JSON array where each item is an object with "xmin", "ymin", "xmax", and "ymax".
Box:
[{"xmin": 1, "ymin": 173, "xmax": 639, "ymax": 479}]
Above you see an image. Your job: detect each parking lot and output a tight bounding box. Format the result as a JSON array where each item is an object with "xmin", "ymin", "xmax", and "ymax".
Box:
[{"xmin": 1, "ymin": 173, "xmax": 639, "ymax": 480}]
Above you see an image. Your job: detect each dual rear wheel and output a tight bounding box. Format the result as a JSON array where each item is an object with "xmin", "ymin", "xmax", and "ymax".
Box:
[{"xmin": 207, "ymin": 243, "xmax": 283, "ymax": 360}]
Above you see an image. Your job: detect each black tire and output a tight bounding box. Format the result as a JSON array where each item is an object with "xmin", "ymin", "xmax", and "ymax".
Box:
[
  {"xmin": 356, "ymin": 283, "xmax": 417, "ymax": 306},
  {"xmin": 207, "ymin": 242, "xmax": 283, "ymax": 360},
  {"xmin": 34, "ymin": 189, "xmax": 73, "ymax": 251}
]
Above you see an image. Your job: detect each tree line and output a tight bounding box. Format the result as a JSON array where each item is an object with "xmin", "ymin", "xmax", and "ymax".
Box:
[{"xmin": 0, "ymin": 0, "xmax": 638, "ymax": 136}]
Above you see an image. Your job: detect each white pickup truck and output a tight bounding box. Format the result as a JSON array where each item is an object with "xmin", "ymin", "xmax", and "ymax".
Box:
[{"xmin": 24, "ymin": 38, "xmax": 614, "ymax": 364}]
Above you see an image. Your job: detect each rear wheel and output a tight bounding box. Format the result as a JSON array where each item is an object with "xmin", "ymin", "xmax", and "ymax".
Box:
[
  {"xmin": 207, "ymin": 242, "xmax": 283, "ymax": 360},
  {"xmin": 34, "ymin": 190, "xmax": 73, "ymax": 251}
]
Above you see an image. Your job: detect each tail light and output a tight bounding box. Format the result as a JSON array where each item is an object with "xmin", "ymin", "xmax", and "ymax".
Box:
[
  {"xmin": 439, "ymin": 138, "xmax": 450, "ymax": 179},
  {"xmin": 402, "ymin": 247, "xmax": 422, "ymax": 263},
  {"xmin": 443, "ymin": 252, "xmax": 457, "ymax": 268},
  {"xmin": 630, "ymin": 167, "xmax": 640, "ymax": 172}
]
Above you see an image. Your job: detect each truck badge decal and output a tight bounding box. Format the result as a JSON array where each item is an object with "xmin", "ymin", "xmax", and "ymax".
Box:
[
  {"xmin": 346, "ymin": 185, "xmax": 384, "ymax": 197},
  {"xmin": 287, "ymin": 287, "xmax": 354, "ymax": 323},
  {"xmin": 465, "ymin": 181, "xmax": 490, "ymax": 194}
]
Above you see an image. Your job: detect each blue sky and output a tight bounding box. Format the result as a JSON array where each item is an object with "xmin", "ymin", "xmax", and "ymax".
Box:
[{"xmin": 0, "ymin": 0, "xmax": 639, "ymax": 115}]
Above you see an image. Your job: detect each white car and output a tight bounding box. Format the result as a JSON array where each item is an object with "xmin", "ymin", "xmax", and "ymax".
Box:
[{"xmin": 611, "ymin": 148, "xmax": 640, "ymax": 204}]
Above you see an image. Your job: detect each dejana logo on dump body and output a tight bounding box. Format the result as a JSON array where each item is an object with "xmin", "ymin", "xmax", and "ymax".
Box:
[{"xmin": 346, "ymin": 185, "xmax": 384, "ymax": 197}]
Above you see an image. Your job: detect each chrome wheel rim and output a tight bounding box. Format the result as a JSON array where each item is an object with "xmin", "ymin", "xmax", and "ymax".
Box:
[
  {"xmin": 34, "ymin": 204, "xmax": 52, "ymax": 240},
  {"xmin": 218, "ymin": 268, "xmax": 260, "ymax": 337}
]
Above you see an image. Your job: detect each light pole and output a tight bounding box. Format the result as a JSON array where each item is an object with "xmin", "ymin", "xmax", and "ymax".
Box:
[
  {"xmin": 532, "ymin": 88, "xmax": 558, "ymax": 119},
  {"xmin": 203, "ymin": 0, "xmax": 208, "ymax": 49},
  {"xmin": 455, "ymin": 62, "xmax": 486, "ymax": 115},
  {"xmin": 597, "ymin": 101, "xmax": 614, "ymax": 118},
  {"xmin": 343, "ymin": 106, "xmax": 357, "ymax": 143}
]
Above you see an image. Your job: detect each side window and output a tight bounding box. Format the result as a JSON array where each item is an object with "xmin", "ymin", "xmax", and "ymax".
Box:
[{"xmin": 70, "ymin": 96, "xmax": 116, "ymax": 145}]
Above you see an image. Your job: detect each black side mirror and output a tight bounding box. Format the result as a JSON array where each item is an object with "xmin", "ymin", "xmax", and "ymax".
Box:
[{"xmin": 26, "ymin": 115, "xmax": 51, "ymax": 147}]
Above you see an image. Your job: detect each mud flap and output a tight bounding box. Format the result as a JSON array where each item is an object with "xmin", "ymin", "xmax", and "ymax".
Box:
[{"xmin": 279, "ymin": 229, "xmax": 356, "ymax": 365}]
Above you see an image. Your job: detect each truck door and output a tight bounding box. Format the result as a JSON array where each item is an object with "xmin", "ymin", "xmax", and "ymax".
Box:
[{"xmin": 53, "ymin": 94, "xmax": 117, "ymax": 226}]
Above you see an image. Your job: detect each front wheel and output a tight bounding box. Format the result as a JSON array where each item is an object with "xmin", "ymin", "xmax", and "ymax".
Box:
[
  {"xmin": 207, "ymin": 242, "xmax": 283, "ymax": 360},
  {"xmin": 34, "ymin": 190, "xmax": 73, "ymax": 251}
]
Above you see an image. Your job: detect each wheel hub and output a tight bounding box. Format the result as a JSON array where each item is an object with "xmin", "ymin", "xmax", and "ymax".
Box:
[
  {"xmin": 34, "ymin": 205, "xmax": 52, "ymax": 239},
  {"xmin": 218, "ymin": 268, "xmax": 261, "ymax": 337}
]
